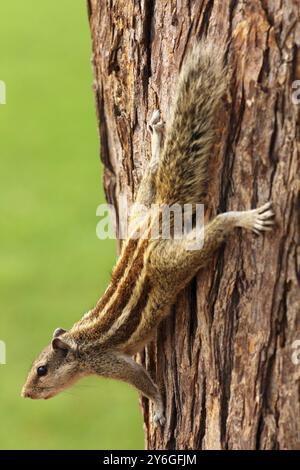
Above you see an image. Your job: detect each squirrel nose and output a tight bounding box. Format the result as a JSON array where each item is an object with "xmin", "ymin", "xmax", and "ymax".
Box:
[{"xmin": 21, "ymin": 388, "xmax": 32, "ymax": 398}]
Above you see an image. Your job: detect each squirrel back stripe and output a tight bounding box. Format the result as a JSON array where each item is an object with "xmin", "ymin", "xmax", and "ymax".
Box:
[{"xmin": 155, "ymin": 39, "xmax": 227, "ymax": 207}]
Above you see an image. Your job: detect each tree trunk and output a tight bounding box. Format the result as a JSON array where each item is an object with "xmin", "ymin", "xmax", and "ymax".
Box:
[{"xmin": 87, "ymin": 0, "xmax": 300, "ymax": 450}]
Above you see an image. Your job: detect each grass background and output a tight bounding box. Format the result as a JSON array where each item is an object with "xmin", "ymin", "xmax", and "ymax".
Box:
[{"xmin": 0, "ymin": 0, "xmax": 143, "ymax": 449}]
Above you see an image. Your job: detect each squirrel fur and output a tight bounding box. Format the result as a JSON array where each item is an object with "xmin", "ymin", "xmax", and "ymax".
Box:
[{"xmin": 22, "ymin": 39, "xmax": 275, "ymax": 426}]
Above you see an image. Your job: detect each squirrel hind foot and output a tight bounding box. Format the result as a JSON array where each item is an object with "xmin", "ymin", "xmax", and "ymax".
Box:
[
  {"xmin": 148, "ymin": 109, "xmax": 164, "ymax": 135},
  {"xmin": 240, "ymin": 201, "xmax": 275, "ymax": 235}
]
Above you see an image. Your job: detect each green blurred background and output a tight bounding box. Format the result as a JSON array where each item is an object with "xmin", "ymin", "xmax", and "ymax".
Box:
[{"xmin": 0, "ymin": 1, "xmax": 143, "ymax": 449}]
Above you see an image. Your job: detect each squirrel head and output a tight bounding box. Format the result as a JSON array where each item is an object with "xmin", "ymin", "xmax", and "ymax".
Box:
[{"xmin": 21, "ymin": 328, "xmax": 84, "ymax": 400}]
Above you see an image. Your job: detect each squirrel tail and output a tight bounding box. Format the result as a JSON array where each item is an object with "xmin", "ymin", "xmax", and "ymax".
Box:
[{"xmin": 155, "ymin": 38, "xmax": 227, "ymax": 207}]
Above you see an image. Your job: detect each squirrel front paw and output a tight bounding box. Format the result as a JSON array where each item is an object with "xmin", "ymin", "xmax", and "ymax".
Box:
[
  {"xmin": 152, "ymin": 398, "xmax": 165, "ymax": 426},
  {"xmin": 153, "ymin": 409, "xmax": 166, "ymax": 427}
]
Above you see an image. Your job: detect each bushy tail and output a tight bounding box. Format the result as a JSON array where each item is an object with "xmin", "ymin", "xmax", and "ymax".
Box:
[{"xmin": 155, "ymin": 38, "xmax": 227, "ymax": 207}]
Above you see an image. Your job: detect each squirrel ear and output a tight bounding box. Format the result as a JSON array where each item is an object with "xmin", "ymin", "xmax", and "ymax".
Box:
[
  {"xmin": 52, "ymin": 328, "xmax": 67, "ymax": 339},
  {"xmin": 52, "ymin": 337, "xmax": 70, "ymax": 352}
]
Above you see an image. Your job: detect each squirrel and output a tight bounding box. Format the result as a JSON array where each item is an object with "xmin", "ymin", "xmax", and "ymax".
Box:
[{"xmin": 21, "ymin": 39, "xmax": 275, "ymax": 426}]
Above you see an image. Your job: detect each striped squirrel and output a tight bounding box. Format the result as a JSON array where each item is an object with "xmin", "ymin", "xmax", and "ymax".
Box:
[{"xmin": 21, "ymin": 40, "xmax": 275, "ymax": 425}]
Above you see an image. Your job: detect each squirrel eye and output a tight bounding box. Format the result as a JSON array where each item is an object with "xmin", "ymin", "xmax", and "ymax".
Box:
[{"xmin": 37, "ymin": 366, "xmax": 48, "ymax": 377}]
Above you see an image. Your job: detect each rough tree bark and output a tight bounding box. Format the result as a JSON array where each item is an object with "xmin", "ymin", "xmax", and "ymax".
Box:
[{"xmin": 87, "ymin": 0, "xmax": 300, "ymax": 450}]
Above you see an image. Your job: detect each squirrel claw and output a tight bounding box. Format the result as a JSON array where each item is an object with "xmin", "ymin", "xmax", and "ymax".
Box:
[{"xmin": 257, "ymin": 201, "xmax": 273, "ymax": 214}]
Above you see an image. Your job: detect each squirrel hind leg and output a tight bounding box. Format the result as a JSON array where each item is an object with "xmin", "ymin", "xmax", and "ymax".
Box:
[
  {"xmin": 233, "ymin": 201, "xmax": 275, "ymax": 234},
  {"xmin": 148, "ymin": 109, "xmax": 164, "ymax": 174}
]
